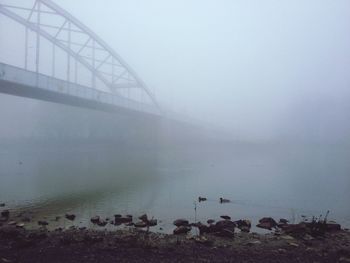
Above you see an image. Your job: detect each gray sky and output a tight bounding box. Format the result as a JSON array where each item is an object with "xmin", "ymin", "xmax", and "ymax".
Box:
[{"xmin": 1, "ymin": 0, "xmax": 350, "ymax": 141}]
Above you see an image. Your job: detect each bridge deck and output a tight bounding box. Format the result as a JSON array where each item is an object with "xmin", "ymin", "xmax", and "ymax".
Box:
[{"xmin": 0, "ymin": 63, "xmax": 160, "ymax": 117}]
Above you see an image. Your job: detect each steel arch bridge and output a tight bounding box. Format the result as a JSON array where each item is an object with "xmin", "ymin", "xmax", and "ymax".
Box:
[{"xmin": 0, "ymin": 0, "xmax": 161, "ymax": 116}]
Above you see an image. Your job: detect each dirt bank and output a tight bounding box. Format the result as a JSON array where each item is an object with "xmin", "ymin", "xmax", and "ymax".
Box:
[{"xmin": 0, "ymin": 225, "xmax": 349, "ymax": 263}]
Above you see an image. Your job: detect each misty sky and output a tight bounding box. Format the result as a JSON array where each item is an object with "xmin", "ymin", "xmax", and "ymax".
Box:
[{"xmin": 1, "ymin": 0, "xmax": 350, "ymax": 141}]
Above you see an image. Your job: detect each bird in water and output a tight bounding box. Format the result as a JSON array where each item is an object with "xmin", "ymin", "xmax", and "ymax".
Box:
[
  {"xmin": 198, "ymin": 196, "xmax": 207, "ymax": 202},
  {"xmin": 220, "ymin": 197, "xmax": 230, "ymax": 203}
]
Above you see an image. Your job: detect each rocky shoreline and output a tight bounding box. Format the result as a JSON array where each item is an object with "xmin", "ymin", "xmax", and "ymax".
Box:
[{"xmin": 1, "ymin": 207, "xmax": 350, "ymax": 262}]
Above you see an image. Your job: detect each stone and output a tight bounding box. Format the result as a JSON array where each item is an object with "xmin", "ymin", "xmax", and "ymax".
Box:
[
  {"xmin": 215, "ymin": 220, "xmax": 236, "ymax": 231},
  {"xmin": 281, "ymin": 235, "xmax": 295, "ymax": 240},
  {"xmin": 279, "ymin": 218, "xmax": 289, "ymax": 224},
  {"xmin": 97, "ymin": 220, "xmax": 107, "ymax": 227},
  {"xmin": 235, "ymin": 219, "xmax": 251, "ymax": 232},
  {"xmin": 148, "ymin": 219, "xmax": 157, "ymax": 227},
  {"xmin": 288, "ymin": 242, "xmax": 299, "ymax": 247},
  {"xmin": 16, "ymin": 223, "xmax": 25, "ymax": 228},
  {"xmin": 65, "ymin": 214, "xmax": 76, "ymax": 221},
  {"xmin": 247, "ymin": 240, "xmax": 261, "ymax": 245},
  {"xmin": 134, "ymin": 221, "xmax": 147, "ymax": 228},
  {"xmin": 38, "ymin": 220, "xmax": 48, "ymax": 226},
  {"xmin": 0, "ymin": 203, "xmax": 5, "ymax": 207},
  {"xmin": 218, "ymin": 228, "xmax": 234, "ymax": 238},
  {"xmin": 220, "ymin": 215, "xmax": 231, "ymax": 220},
  {"xmin": 173, "ymin": 226, "xmax": 191, "ymax": 235},
  {"xmin": 22, "ymin": 217, "xmax": 31, "ymax": 222},
  {"xmin": 1, "ymin": 210, "xmax": 10, "ymax": 218},
  {"xmin": 173, "ymin": 219, "xmax": 189, "ymax": 227},
  {"xmin": 258, "ymin": 217, "xmax": 278, "ymax": 229},
  {"xmin": 207, "ymin": 219, "xmax": 215, "ymax": 224},
  {"xmin": 7, "ymin": 221, "xmax": 17, "ymax": 226},
  {"xmin": 326, "ymin": 223, "xmax": 341, "ymax": 232},
  {"xmin": 197, "ymin": 224, "xmax": 210, "ymax": 235},
  {"xmin": 115, "ymin": 216, "xmax": 132, "ymax": 224},
  {"xmin": 257, "ymin": 222, "xmax": 273, "ymax": 230},
  {"xmin": 138, "ymin": 214, "xmax": 148, "ymax": 222},
  {"xmin": 91, "ymin": 216, "xmax": 100, "ymax": 224}
]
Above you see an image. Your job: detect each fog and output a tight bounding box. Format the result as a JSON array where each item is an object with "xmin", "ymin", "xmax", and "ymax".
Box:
[
  {"xmin": 1, "ymin": 0, "xmax": 350, "ymax": 241},
  {"xmin": 52, "ymin": 0, "xmax": 350, "ymax": 142},
  {"xmin": 1, "ymin": 0, "xmax": 350, "ymax": 143}
]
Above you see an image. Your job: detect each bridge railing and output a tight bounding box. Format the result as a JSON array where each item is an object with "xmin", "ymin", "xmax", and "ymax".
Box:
[{"xmin": 0, "ymin": 62, "xmax": 160, "ymax": 116}]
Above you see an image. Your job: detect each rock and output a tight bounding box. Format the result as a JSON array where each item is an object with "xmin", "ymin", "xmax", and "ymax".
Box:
[
  {"xmin": 247, "ymin": 240, "xmax": 261, "ymax": 245},
  {"xmin": 257, "ymin": 217, "xmax": 278, "ymax": 230},
  {"xmin": 280, "ymin": 223, "xmax": 307, "ymax": 235},
  {"xmin": 235, "ymin": 219, "xmax": 251, "ymax": 233},
  {"xmin": 207, "ymin": 219, "xmax": 215, "ymax": 224},
  {"xmin": 134, "ymin": 221, "xmax": 147, "ymax": 228},
  {"xmin": 138, "ymin": 214, "xmax": 148, "ymax": 222},
  {"xmin": 303, "ymin": 234, "xmax": 314, "ymax": 241},
  {"xmin": 114, "ymin": 214, "xmax": 122, "ymax": 218},
  {"xmin": 195, "ymin": 223, "xmax": 210, "ymax": 235},
  {"xmin": 215, "ymin": 220, "xmax": 236, "ymax": 231},
  {"xmin": 278, "ymin": 248, "xmax": 287, "ymax": 253},
  {"xmin": 22, "ymin": 217, "xmax": 31, "ymax": 222},
  {"xmin": 1, "ymin": 210, "xmax": 10, "ymax": 218},
  {"xmin": 7, "ymin": 221, "xmax": 16, "ymax": 226},
  {"xmin": 114, "ymin": 216, "xmax": 132, "ymax": 224},
  {"xmin": 326, "ymin": 223, "xmax": 341, "ymax": 232},
  {"xmin": 16, "ymin": 223, "xmax": 25, "ymax": 228},
  {"xmin": 1, "ymin": 257, "xmax": 13, "ymax": 263},
  {"xmin": 173, "ymin": 226, "xmax": 191, "ymax": 235},
  {"xmin": 198, "ymin": 197, "xmax": 207, "ymax": 202},
  {"xmin": 173, "ymin": 219, "xmax": 189, "ymax": 227},
  {"xmin": 260, "ymin": 217, "xmax": 277, "ymax": 227},
  {"xmin": 55, "ymin": 216, "xmax": 61, "ymax": 221},
  {"xmin": 0, "ymin": 203, "xmax": 5, "ymax": 207},
  {"xmin": 65, "ymin": 214, "xmax": 76, "ymax": 221},
  {"xmin": 91, "ymin": 216, "xmax": 100, "ymax": 224},
  {"xmin": 220, "ymin": 215, "xmax": 231, "ymax": 220},
  {"xmin": 194, "ymin": 236, "xmax": 213, "ymax": 246},
  {"xmin": 218, "ymin": 228, "xmax": 234, "ymax": 238},
  {"xmin": 148, "ymin": 219, "xmax": 157, "ymax": 227},
  {"xmin": 288, "ymin": 242, "xmax": 299, "ymax": 247},
  {"xmin": 97, "ymin": 220, "xmax": 107, "ymax": 227},
  {"xmin": 38, "ymin": 220, "xmax": 48, "ymax": 226},
  {"xmin": 257, "ymin": 222, "xmax": 272, "ymax": 230},
  {"xmin": 279, "ymin": 218, "xmax": 289, "ymax": 224},
  {"xmin": 280, "ymin": 235, "xmax": 295, "ymax": 240}
]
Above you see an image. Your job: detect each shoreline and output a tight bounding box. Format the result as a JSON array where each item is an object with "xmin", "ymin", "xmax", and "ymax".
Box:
[
  {"xmin": 1, "ymin": 224, "xmax": 350, "ymax": 262},
  {"xmin": 1, "ymin": 209, "xmax": 350, "ymax": 262}
]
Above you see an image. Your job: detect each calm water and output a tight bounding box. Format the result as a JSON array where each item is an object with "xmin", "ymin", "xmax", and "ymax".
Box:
[{"xmin": 0, "ymin": 142, "xmax": 349, "ymax": 232}]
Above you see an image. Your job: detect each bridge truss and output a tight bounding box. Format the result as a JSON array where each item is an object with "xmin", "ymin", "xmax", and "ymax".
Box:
[{"xmin": 0, "ymin": 0, "xmax": 159, "ymax": 109}]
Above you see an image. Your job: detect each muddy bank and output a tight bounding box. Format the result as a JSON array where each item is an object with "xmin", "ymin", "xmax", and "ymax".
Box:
[{"xmin": 0, "ymin": 224, "xmax": 350, "ymax": 263}]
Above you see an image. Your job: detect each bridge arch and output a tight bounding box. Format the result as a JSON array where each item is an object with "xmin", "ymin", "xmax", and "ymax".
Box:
[{"xmin": 0, "ymin": 0, "xmax": 159, "ymax": 108}]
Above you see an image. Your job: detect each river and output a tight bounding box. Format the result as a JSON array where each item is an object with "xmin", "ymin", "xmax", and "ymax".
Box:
[{"xmin": 0, "ymin": 141, "xmax": 349, "ymax": 233}]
